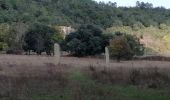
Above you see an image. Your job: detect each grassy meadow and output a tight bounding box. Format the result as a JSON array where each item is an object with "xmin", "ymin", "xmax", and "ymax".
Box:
[
  {"xmin": 0, "ymin": 55, "xmax": 170, "ymax": 100},
  {"xmin": 1, "ymin": 0, "xmax": 170, "ymax": 100}
]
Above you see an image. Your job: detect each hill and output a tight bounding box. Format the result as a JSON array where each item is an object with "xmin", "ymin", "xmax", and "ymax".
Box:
[
  {"xmin": 1, "ymin": 0, "xmax": 170, "ymax": 28},
  {"xmin": 1, "ymin": 0, "xmax": 170, "ymax": 55}
]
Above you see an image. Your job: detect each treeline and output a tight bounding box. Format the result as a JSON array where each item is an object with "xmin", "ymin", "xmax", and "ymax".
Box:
[
  {"xmin": 0, "ymin": 0, "xmax": 169, "ymax": 59},
  {"xmin": 63, "ymin": 25, "xmax": 144, "ymax": 60},
  {"xmin": 0, "ymin": 0, "xmax": 170, "ymax": 28}
]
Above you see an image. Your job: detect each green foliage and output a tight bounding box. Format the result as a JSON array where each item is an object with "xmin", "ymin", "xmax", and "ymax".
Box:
[
  {"xmin": 0, "ymin": 23, "xmax": 9, "ymax": 51},
  {"xmin": 0, "ymin": 0, "xmax": 170, "ymax": 29},
  {"xmin": 125, "ymin": 34, "xmax": 144, "ymax": 56},
  {"xmin": 0, "ymin": 0, "xmax": 170, "ymax": 55},
  {"xmin": 109, "ymin": 34, "xmax": 133, "ymax": 61},
  {"xmin": 159, "ymin": 23, "xmax": 167, "ymax": 30},
  {"xmin": 23, "ymin": 23, "xmax": 61, "ymax": 55},
  {"xmin": 163, "ymin": 34, "xmax": 170, "ymax": 50},
  {"xmin": 106, "ymin": 25, "xmax": 170, "ymax": 55},
  {"xmin": 0, "ymin": 23, "xmax": 26, "ymax": 52},
  {"xmin": 64, "ymin": 24, "xmax": 108, "ymax": 56},
  {"xmin": 109, "ymin": 32, "xmax": 144, "ymax": 61},
  {"xmin": 2, "ymin": 67, "xmax": 170, "ymax": 100},
  {"xmin": 132, "ymin": 22, "xmax": 145, "ymax": 31},
  {"xmin": 136, "ymin": 1, "xmax": 153, "ymax": 9},
  {"xmin": 0, "ymin": 42, "xmax": 3, "ymax": 51}
]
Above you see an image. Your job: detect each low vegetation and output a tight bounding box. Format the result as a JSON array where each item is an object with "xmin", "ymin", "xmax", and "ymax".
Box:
[{"xmin": 0, "ymin": 63, "xmax": 170, "ymax": 100}]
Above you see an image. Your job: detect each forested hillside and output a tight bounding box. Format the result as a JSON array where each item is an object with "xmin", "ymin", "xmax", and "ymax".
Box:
[
  {"xmin": 1, "ymin": 0, "xmax": 170, "ymax": 28},
  {"xmin": 1, "ymin": 0, "xmax": 170, "ymax": 55}
]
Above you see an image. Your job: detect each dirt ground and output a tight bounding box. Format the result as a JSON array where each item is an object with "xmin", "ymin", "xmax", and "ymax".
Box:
[{"xmin": 0, "ymin": 54, "xmax": 170, "ymax": 76}]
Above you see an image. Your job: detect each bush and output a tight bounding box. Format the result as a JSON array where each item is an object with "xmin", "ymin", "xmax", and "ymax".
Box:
[
  {"xmin": 109, "ymin": 32, "xmax": 144, "ymax": 61},
  {"xmin": 0, "ymin": 42, "xmax": 3, "ymax": 51},
  {"xmin": 159, "ymin": 23, "xmax": 167, "ymax": 30},
  {"xmin": 132, "ymin": 22, "xmax": 144, "ymax": 31},
  {"xmin": 0, "ymin": 42, "xmax": 8, "ymax": 51},
  {"xmin": 6, "ymin": 49, "xmax": 23, "ymax": 55}
]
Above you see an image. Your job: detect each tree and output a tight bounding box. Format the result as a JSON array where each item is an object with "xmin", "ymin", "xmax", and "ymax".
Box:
[
  {"xmin": 1, "ymin": 0, "xmax": 170, "ymax": 55},
  {"xmin": 23, "ymin": 23, "xmax": 61, "ymax": 55},
  {"xmin": 109, "ymin": 35, "xmax": 132, "ymax": 62},
  {"xmin": 64, "ymin": 24, "xmax": 107, "ymax": 57},
  {"xmin": 109, "ymin": 32, "xmax": 144, "ymax": 62},
  {"xmin": 136, "ymin": 1, "xmax": 153, "ymax": 9}
]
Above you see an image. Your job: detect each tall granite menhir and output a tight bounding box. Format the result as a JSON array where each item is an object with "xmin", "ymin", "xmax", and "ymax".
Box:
[{"xmin": 54, "ymin": 43, "xmax": 60, "ymax": 64}]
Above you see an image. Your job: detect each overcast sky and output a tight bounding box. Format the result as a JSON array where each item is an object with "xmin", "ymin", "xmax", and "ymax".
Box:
[{"xmin": 94, "ymin": 0, "xmax": 170, "ymax": 8}]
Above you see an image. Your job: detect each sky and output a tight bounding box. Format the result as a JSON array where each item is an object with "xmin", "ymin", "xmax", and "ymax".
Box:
[{"xmin": 94, "ymin": 0, "xmax": 170, "ymax": 8}]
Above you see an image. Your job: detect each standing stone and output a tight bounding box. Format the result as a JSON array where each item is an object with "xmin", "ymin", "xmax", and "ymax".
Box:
[
  {"xmin": 105, "ymin": 47, "xmax": 110, "ymax": 67},
  {"xmin": 54, "ymin": 43, "xmax": 60, "ymax": 64}
]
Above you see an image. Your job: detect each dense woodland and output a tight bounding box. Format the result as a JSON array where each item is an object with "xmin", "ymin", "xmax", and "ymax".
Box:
[
  {"xmin": 0, "ymin": 0, "xmax": 170, "ymax": 28},
  {"xmin": 0, "ymin": 0, "xmax": 170, "ymax": 58}
]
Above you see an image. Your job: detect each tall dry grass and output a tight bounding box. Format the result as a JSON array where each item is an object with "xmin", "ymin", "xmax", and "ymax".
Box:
[
  {"xmin": 0, "ymin": 55, "xmax": 169, "ymax": 99},
  {"xmin": 87, "ymin": 65, "xmax": 170, "ymax": 89}
]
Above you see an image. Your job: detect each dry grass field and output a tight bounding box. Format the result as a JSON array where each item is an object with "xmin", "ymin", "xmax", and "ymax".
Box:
[
  {"xmin": 0, "ymin": 54, "xmax": 170, "ymax": 100},
  {"xmin": 0, "ymin": 54, "xmax": 170, "ymax": 76}
]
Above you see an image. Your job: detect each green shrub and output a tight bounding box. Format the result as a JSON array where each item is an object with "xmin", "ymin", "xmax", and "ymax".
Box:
[
  {"xmin": 0, "ymin": 42, "xmax": 8, "ymax": 51},
  {"xmin": 159, "ymin": 23, "xmax": 167, "ymax": 30},
  {"xmin": 109, "ymin": 32, "xmax": 144, "ymax": 61}
]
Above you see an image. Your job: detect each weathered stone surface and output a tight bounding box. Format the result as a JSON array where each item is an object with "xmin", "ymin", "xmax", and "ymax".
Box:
[
  {"xmin": 105, "ymin": 47, "xmax": 110, "ymax": 67},
  {"xmin": 54, "ymin": 43, "xmax": 60, "ymax": 64}
]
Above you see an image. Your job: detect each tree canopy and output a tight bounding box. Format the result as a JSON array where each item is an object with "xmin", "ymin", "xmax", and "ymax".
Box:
[
  {"xmin": 0, "ymin": 0, "xmax": 170, "ymax": 29},
  {"xmin": 109, "ymin": 32, "xmax": 144, "ymax": 61},
  {"xmin": 64, "ymin": 24, "xmax": 109, "ymax": 56},
  {"xmin": 23, "ymin": 23, "xmax": 61, "ymax": 55},
  {"xmin": 0, "ymin": 0, "xmax": 168, "ymax": 56}
]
